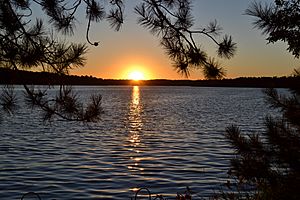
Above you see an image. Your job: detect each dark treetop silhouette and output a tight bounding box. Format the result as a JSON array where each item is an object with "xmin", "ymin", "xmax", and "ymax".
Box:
[
  {"xmin": 217, "ymin": 1, "xmax": 300, "ymax": 199},
  {"xmin": 0, "ymin": 0, "xmax": 125, "ymax": 121},
  {"xmin": 0, "ymin": 0, "xmax": 236, "ymax": 121},
  {"xmin": 134, "ymin": 0, "xmax": 236, "ymax": 78},
  {"xmin": 0, "ymin": 0, "xmax": 123, "ymax": 122}
]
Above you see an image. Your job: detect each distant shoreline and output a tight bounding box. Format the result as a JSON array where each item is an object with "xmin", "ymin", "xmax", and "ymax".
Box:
[{"xmin": 1, "ymin": 68, "xmax": 299, "ymax": 88}]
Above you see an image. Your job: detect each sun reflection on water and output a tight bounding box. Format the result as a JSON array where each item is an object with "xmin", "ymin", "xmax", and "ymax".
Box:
[
  {"xmin": 129, "ymin": 86, "xmax": 142, "ymax": 133},
  {"xmin": 126, "ymin": 86, "xmax": 144, "ymax": 175},
  {"xmin": 131, "ymin": 86, "xmax": 140, "ymax": 110}
]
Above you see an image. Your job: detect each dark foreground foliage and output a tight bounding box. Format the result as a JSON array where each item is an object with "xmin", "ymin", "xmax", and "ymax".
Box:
[
  {"xmin": 222, "ymin": 86, "xmax": 300, "ymax": 200},
  {"xmin": 135, "ymin": 0, "xmax": 236, "ymax": 79},
  {"xmin": 220, "ymin": 0, "xmax": 300, "ymax": 199},
  {"xmin": 0, "ymin": 0, "xmax": 123, "ymax": 121},
  {"xmin": 246, "ymin": 0, "xmax": 300, "ymax": 58}
]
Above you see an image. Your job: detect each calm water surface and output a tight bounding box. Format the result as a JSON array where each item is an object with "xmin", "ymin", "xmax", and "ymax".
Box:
[{"xmin": 0, "ymin": 86, "xmax": 279, "ymax": 199}]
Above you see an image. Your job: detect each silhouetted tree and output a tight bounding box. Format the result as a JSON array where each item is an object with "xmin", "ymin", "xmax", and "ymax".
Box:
[
  {"xmin": 135, "ymin": 0, "xmax": 236, "ymax": 78},
  {"xmin": 0, "ymin": 0, "xmax": 123, "ymax": 121},
  {"xmin": 246, "ymin": 0, "xmax": 300, "ymax": 58},
  {"xmin": 219, "ymin": 1, "xmax": 300, "ymax": 199}
]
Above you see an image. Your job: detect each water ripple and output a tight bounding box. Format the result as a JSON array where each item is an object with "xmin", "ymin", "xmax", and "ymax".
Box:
[{"xmin": 0, "ymin": 86, "xmax": 282, "ymax": 199}]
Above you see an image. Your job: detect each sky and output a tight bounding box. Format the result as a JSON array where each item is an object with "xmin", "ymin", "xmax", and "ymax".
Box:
[{"xmin": 64, "ymin": 0, "xmax": 299, "ymax": 80}]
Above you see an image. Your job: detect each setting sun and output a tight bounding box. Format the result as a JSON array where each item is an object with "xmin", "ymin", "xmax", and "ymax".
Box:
[{"xmin": 128, "ymin": 71, "xmax": 145, "ymax": 81}]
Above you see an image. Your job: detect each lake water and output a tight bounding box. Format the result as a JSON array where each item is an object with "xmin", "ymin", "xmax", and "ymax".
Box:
[{"xmin": 0, "ymin": 86, "xmax": 279, "ymax": 199}]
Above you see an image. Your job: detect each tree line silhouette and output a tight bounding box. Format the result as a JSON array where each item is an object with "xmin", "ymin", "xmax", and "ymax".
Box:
[{"xmin": 1, "ymin": 67, "xmax": 299, "ymax": 88}]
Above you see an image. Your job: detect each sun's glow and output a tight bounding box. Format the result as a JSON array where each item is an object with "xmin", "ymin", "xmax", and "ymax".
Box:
[{"xmin": 128, "ymin": 71, "xmax": 145, "ymax": 81}]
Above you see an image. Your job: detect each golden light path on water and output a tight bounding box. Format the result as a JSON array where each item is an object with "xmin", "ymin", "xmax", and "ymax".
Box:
[
  {"xmin": 127, "ymin": 86, "xmax": 143, "ymax": 173},
  {"xmin": 126, "ymin": 86, "xmax": 143, "ymax": 194},
  {"xmin": 129, "ymin": 86, "xmax": 142, "ymax": 145},
  {"xmin": 126, "ymin": 86, "xmax": 157, "ymax": 198}
]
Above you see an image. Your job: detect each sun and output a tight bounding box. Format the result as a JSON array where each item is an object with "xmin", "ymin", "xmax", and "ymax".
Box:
[{"xmin": 128, "ymin": 71, "xmax": 145, "ymax": 81}]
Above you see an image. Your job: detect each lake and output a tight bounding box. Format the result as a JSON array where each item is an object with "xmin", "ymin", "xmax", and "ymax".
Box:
[{"xmin": 0, "ymin": 86, "xmax": 279, "ymax": 199}]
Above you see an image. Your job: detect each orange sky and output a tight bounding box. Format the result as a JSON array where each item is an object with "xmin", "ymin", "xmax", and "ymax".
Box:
[{"xmin": 69, "ymin": 0, "xmax": 299, "ymax": 80}]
